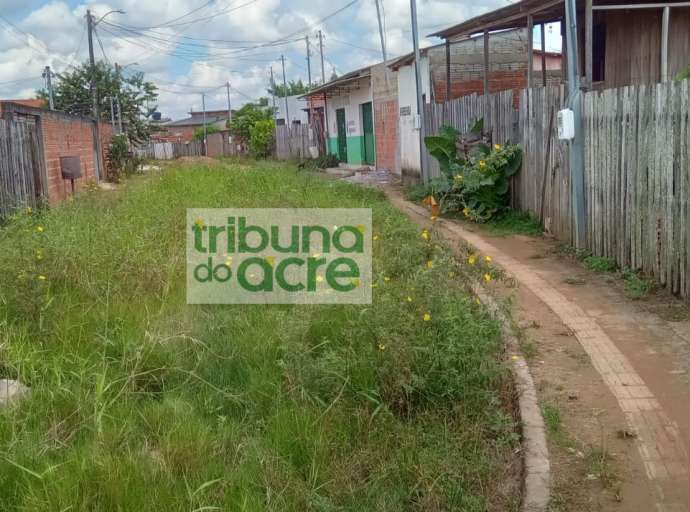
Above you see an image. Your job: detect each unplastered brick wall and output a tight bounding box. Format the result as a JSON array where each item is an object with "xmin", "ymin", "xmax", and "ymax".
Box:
[
  {"xmin": 41, "ymin": 112, "xmax": 113, "ymax": 203},
  {"xmin": 371, "ymin": 63, "xmax": 400, "ymax": 174}
]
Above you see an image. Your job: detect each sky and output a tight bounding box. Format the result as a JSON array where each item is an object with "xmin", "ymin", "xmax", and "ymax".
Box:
[{"xmin": 0, "ymin": 0, "xmax": 562, "ymax": 120}]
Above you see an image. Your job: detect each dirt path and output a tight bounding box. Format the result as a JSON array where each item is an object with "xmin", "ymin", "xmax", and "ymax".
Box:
[{"xmin": 384, "ymin": 185, "xmax": 690, "ymax": 512}]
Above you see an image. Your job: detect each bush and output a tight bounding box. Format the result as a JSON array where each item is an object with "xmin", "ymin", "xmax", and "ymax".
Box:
[
  {"xmin": 424, "ymin": 121, "xmax": 522, "ymax": 222},
  {"xmin": 248, "ymin": 119, "xmax": 275, "ymax": 158},
  {"xmin": 106, "ymin": 134, "xmax": 140, "ymax": 183},
  {"xmin": 193, "ymin": 125, "xmax": 220, "ymax": 141}
]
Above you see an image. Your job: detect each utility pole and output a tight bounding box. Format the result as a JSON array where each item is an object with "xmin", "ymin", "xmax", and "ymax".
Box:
[
  {"xmin": 565, "ymin": 0, "xmax": 586, "ymax": 249},
  {"xmin": 318, "ymin": 29, "xmax": 329, "ymax": 151},
  {"xmin": 270, "ymin": 66, "xmax": 276, "ymax": 118},
  {"xmin": 226, "ymin": 81, "xmax": 232, "ymax": 124},
  {"xmin": 374, "ymin": 0, "xmax": 387, "ymax": 62},
  {"xmin": 409, "ymin": 0, "xmax": 427, "ymax": 183},
  {"xmin": 202, "ymin": 92, "xmax": 207, "ymax": 156},
  {"xmin": 86, "ymin": 9, "xmax": 102, "ymax": 180},
  {"xmin": 318, "ymin": 30, "xmax": 326, "ymax": 85},
  {"xmin": 110, "ymin": 96, "xmax": 116, "ymax": 129},
  {"xmin": 305, "ymin": 36, "xmax": 312, "ymax": 87},
  {"xmin": 43, "ymin": 66, "xmax": 55, "ymax": 110},
  {"xmin": 280, "ymin": 55, "xmax": 289, "ymax": 125}
]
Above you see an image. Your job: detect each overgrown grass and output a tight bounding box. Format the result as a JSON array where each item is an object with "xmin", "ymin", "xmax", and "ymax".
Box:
[
  {"xmin": 0, "ymin": 160, "xmax": 519, "ymax": 511},
  {"xmin": 481, "ymin": 210, "xmax": 543, "ymax": 237}
]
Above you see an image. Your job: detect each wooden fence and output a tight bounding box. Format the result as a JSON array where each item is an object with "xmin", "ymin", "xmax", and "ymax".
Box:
[
  {"xmin": 423, "ymin": 90, "xmax": 518, "ymax": 178},
  {"xmin": 274, "ymin": 123, "xmax": 323, "ymax": 160},
  {"xmin": 513, "ymin": 81, "xmax": 690, "ymax": 298},
  {"xmin": 0, "ymin": 117, "xmax": 44, "ymax": 218},
  {"xmin": 135, "ymin": 140, "xmax": 206, "ymax": 160}
]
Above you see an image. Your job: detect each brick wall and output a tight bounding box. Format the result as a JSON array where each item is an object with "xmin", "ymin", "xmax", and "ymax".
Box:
[
  {"xmin": 0, "ymin": 102, "xmax": 113, "ymax": 204},
  {"xmin": 373, "ymin": 99, "xmax": 398, "ymax": 172},
  {"xmin": 41, "ymin": 113, "xmax": 113, "ymax": 203}
]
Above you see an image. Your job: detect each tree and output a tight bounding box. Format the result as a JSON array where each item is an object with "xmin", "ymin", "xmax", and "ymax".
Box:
[
  {"xmin": 193, "ymin": 125, "xmax": 220, "ymax": 141},
  {"xmin": 37, "ymin": 61, "xmax": 158, "ymax": 143},
  {"xmin": 228, "ymin": 101, "xmax": 274, "ymax": 142},
  {"xmin": 267, "ymin": 79, "xmax": 309, "ymax": 98}
]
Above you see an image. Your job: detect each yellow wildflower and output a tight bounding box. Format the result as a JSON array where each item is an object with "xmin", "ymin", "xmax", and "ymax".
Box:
[
  {"xmin": 225, "ymin": 256, "xmax": 233, "ymax": 267},
  {"xmin": 373, "ymin": 235, "xmax": 380, "ymax": 241},
  {"xmin": 356, "ymin": 224, "xmax": 366, "ymax": 233},
  {"xmin": 483, "ymin": 273, "xmax": 493, "ymax": 282},
  {"xmin": 468, "ymin": 255, "xmax": 477, "ymax": 265},
  {"xmin": 463, "ymin": 207, "xmax": 470, "ymax": 217},
  {"xmin": 485, "ymin": 255, "xmax": 493, "ymax": 263},
  {"xmin": 265, "ymin": 256, "xmax": 275, "ymax": 267},
  {"xmin": 494, "ymin": 144, "xmax": 501, "ymax": 150},
  {"xmin": 37, "ymin": 275, "xmax": 46, "ymax": 281},
  {"xmin": 421, "ymin": 230, "xmax": 430, "ymax": 241},
  {"xmin": 312, "ymin": 253, "xmax": 321, "ymax": 259},
  {"xmin": 454, "ymin": 174, "xmax": 464, "ymax": 182},
  {"xmin": 370, "ymin": 283, "xmax": 378, "ymax": 288},
  {"xmin": 426, "ymin": 260, "xmax": 434, "ymax": 269},
  {"xmin": 378, "ymin": 343, "xmax": 387, "ymax": 352},
  {"xmin": 479, "ymin": 160, "xmax": 486, "ymax": 168},
  {"xmin": 406, "ymin": 296, "xmax": 413, "ymax": 303},
  {"xmin": 476, "ymin": 298, "xmax": 481, "ymax": 305},
  {"xmin": 431, "ymin": 215, "xmax": 438, "ymax": 221},
  {"xmin": 384, "ymin": 276, "xmax": 391, "ymax": 282},
  {"xmin": 511, "ymin": 355, "xmax": 520, "ymax": 361},
  {"xmin": 26, "ymin": 207, "xmax": 32, "ymax": 214},
  {"xmin": 35, "ymin": 250, "xmax": 43, "ymax": 261},
  {"xmin": 351, "ymin": 277, "xmax": 361, "ymax": 287},
  {"xmin": 194, "ymin": 218, "xmax": 204, "ymax": 228},
  {"xmin": 316, "ymin": 275, "xmax": 324, "ymax": 283},
  {"xmin": 36, "ymin": 225, "xmax": 44, "ymax": 233},
  {"xmin": 423, "ymin": 313, "xmax": 431, "ymax": 322}
]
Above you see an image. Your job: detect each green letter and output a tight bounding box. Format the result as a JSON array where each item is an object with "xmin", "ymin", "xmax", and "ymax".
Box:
[
  {"xmin": 306, "ymin": 256, "xmax": 327, "ymax": 291},
  {"xmin": 333, "ymin": 226, "xmax": 363, "ymax": 253},
  {"xmin": 271, "ymin": 225, "xmax": 300, "ymax": 253},
  {"xmin": 301, "ymin": 226, "xmax": 331, "ymax": 253},
  {"xmin": 213, "ymin": 263, "xmax": 232, "ymax": 283},
  {"xmin": 275, "ymin": 257, "xmax": 305, "ymax": 292},
  {"xmin": 237, "ymin": 257, "xmax": 273, "ymax": 292},
  {"xmin": 208, "ymin": 225, "xmax": 225, "ymax": 253},
  {"xmin": 193, "ymin": 225, "xmax": 207, "ymax": 253},
  {"xmin": 194, "ymin": 257, "xmax": 213, "ymax": 282},
  {"xmin": 238, "ymin": 217, "xmax": 268, "ymax": 253},
  {"xmin": 326, "ymin": 258, "xmax": 359, "ymax": 292}
]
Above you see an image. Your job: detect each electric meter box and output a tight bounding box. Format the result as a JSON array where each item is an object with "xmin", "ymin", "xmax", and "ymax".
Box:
[{"xmin": 557, "ymin": 109, "xmax": 575, "ymax": 140}]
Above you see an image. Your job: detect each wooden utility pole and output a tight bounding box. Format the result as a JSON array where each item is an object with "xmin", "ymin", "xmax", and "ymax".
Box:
[
  {"xmin": 280, "ymin": 55, "xmax": 289, "ymax": 124},
  {"xmin": 43, "ymin": 66, "xmax": 54, "ymax": 110},
  {"xmin": 86, "ymin": 9, "xmax": 102, "ymax": 181}
]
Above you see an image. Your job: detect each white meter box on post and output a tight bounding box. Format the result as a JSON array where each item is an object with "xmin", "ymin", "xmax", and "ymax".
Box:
[{"xmin": 557, "ymin": 109, "xmax": 575, "ymax": 140}]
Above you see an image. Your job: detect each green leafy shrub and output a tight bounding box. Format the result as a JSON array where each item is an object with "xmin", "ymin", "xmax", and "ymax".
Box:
[
  {"xmin": 106, "ymin": 134, "xmax": 140, "ymax": 183},
  {"xmin": 583, "ymin": 255, "xmax": 617, "ymax": 273},
  {"xmin": 248, "ymin": 119, "xmax": 275, "ymax": 158},
  {"xmin": 676, "ymin": 64, "xmax": 690, "ymax": 81},
  {"xmin": 192, "ymin": 124, "xmax": 220, "ymax": 141},
  {"xmin": 424, "ymin": 121, "xmax": 522, "ymax": 222}
]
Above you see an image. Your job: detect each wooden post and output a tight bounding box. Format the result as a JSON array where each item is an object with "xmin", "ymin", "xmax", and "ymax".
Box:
[
  {"xmin": 483, "ymin": 30, "xmax": 490, "ymax": 97},
  {"xmin": 541, "ymin": 23, "xmax": 547, "ymax": 86},
  {"xmin": 561, "ymin": 19, "xmax": 567, "ymax": 84},
  {"xmin": 661, "ymin": 6, "xmax": 670, "ymax": 82},
  {"xmin": 585, "ymin": 0, "xmax": 593, "ymax": 89},
  {"xmin": 527, "ymin": 14, "xmax": 534, "ymax": 89},
  {"xmin": 445, "ymin": 40, "xmax": 451, "ymax": 101}
]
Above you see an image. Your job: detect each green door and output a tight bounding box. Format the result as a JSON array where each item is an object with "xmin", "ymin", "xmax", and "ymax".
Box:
[
  {"xmin": 336, "ymin": 108, "xmax": 347, "ymax": 162},
  {"xmin": 361, "ymin": 102, "xmax": 375, "ymax": 165}
]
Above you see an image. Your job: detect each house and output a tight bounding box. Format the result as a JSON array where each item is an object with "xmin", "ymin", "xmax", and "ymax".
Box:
[
  {"xmin": 157, "ymin": 109, "xmax": 231, "ymax": 142},
  {"xmin": 389, "ymin": 28, "xmax": 562, "ymax": 181},
  {"xmin": 301, "ymin": 66, "xmax": 377, "ymax": 167},
  {"xmin": 429, "ymin": 0, "xmax": 690, "ymax": 91}
]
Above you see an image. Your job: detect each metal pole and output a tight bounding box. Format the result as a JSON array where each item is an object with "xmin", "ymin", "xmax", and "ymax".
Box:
[
  {"xmin": 319, "ymin": 30, "xmax": 330, "ymax": 151},
  {"xmin": 410, "ymin": 0, "xmax": 427, "ymax": 183},
  {"xmin": 202, "ymin": 92, "xmax": 207, "ymax": 156},
  {"xmin": 281, "ymin": 55, "xmax": 289, "ymax": 125},
  {"xmin": 43, "ymin": 66, "xmax": 54, "ymax": 110},
  {"xmin": 305, "ymin": 36, "xmax": 312, "ymax": 87},
  {"xmin": 86, "ymin": 9, "xmax": 102, "ymax": 181},
  {"xmin": 661, "ymin": 6, "xmax": 670, "ymax": 82},
  {"xmin": 565, "ymin": 0, "xmax": 586, "ymax": 249},
  {"xmin": 318, "ymin": 30, "xmax": 326, "ymax": 85},
  {"xmin": 374, "ymin": 0, "xmax": 387, "ymax": 62},
  {"xmin": 226, "ymin": 81, "xmax": 232, "ymax": 124}
]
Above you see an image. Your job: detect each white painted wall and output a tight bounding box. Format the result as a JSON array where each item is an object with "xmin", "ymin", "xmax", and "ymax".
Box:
[
  {"xmin": 325, "ymin": 77, "xmax": 373, "ymax": 139},
  {"xmin": 397, "ymin": 55, "xmax": 431, "ymax": 175},
  {"xmin": 275, "ymin": 94, "xmax": 310, "ymax": 125}
]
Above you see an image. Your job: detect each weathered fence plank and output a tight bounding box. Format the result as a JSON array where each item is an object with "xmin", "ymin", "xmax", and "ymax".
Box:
[
  {"xmin": 0, "ymin": 118, "xmax": 42, "ymax": 218},
  {"xmin": 274, "ymin": 123, "xmax": 322, "ymax": 160}
]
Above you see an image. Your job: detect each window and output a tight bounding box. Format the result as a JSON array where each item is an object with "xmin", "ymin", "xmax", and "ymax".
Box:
[{"xmin": 593, "ymin": 22, "xmax": 606, "ymax": 83}]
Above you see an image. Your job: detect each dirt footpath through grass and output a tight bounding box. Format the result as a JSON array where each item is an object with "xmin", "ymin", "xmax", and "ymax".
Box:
[{"xmin": 385, "ymin": 184, "xmax": 690, "ymax": 512}]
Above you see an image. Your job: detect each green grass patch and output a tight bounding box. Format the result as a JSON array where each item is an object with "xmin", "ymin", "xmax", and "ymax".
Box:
[
  {"xmin": 0, "ymin": 160, "xmax": 519, "ymax": 511},
  {"xmin": 582, "ymin": 255, "xmax": 618, "ymax": 273},
  {"xmin": 480, "ymin": 210, "xmax": 543, "ymax": 237}
]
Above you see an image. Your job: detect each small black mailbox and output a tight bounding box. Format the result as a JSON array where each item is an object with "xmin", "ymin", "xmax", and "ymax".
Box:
[{"xmin": 60, "ymin": 156, "xmax": 82, "ymax": 180}]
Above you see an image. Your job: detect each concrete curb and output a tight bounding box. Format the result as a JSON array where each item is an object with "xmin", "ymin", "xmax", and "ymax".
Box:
[{"xmin": 385, "ymin": 193, "xmax": 551, "ymax": 512}]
